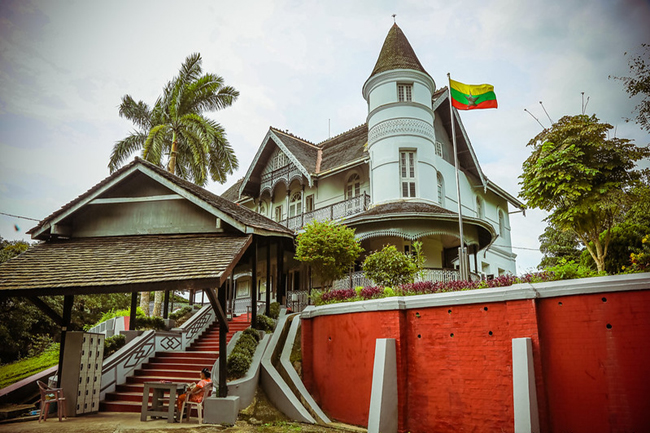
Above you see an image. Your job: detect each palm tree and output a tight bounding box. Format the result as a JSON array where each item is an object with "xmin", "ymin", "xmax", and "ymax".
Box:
[
  {"xmin": 110, "ymin": 53, "xmax": 239, "ymax": 315},
  {"xmin": 109, "ymin": 52, "xmax": 239, "ymax": 187}
]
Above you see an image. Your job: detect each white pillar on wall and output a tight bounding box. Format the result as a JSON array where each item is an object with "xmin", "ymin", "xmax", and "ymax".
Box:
[
  {"xmin": 368, "ymin": 338, "xmax": 398, "ymax": 433},
  {"xmin": 512, "ymin": 337, "xmax": 540, "ymax": 433}
]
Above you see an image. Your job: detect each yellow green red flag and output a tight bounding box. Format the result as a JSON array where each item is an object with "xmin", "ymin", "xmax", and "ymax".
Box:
[{"xmin": 449, "ymin": 79, "xmax": 498, "ymax": 110}]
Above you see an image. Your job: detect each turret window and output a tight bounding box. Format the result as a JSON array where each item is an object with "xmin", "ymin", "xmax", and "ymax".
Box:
[
  {"xmin": 437, "ymin": 172, "xmax": 445, "ymax": 206},
  {"xmin": 400, "ymin": 151, "xmax": 417, "ymax": 198},
  {"xmin": 398, "ymin": 83, "xmax": 412, "ymax": 102}
]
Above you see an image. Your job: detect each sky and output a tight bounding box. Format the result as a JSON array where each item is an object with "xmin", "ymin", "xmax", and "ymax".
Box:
[{"xmin": 1, "ymin": 0, "xmax": 649, "ymax": 274}]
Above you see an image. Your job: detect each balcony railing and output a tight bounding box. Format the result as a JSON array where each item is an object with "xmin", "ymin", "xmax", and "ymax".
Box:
[
  {"xmin": 332, "ymin": 268, "xmax": 476, "ymax": 290},
  {"xmin": 260, "ymin": 165, "xmax": 304, "ymax": 194},
  {"xmin": 284, "ymin": 193, "xmax": 371, "ymax": 231}
]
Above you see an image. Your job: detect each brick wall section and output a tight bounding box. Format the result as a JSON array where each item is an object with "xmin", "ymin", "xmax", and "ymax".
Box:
[
  {"xmin": 405, "ymin": 299, "xmax": 544, "ymax": 433},
  {"xmin": 538, "ymin": 290, "xmax": 650, "ymax": 432},
  {"xmin": 301, "ymin": 310, "xmax": 406, "ymax": 427},
  {"xmin": 301, "ymin": 278, "xmax": 650, "ymax": 432}
]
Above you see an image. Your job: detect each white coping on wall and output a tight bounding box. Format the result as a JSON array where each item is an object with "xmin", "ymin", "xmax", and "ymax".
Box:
[
  {"xmin": 279, "ymin": 316, "xmax": 331, "ymax": 424},
  {"xmin": 301, "ymin": 273, "xmax": 650, "ymax": 319}
]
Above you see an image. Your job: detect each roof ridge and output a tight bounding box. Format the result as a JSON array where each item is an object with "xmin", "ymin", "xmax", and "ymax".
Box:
[
  {"xmin": 317, "ymin": 123, "xmax": 367, "ymax": 146},
  {"xmin": 269, "ymin": 126, "xmax": 318, "ymax": 148}
]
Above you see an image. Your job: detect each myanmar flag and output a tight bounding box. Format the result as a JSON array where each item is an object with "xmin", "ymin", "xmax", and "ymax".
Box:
[{"xmin": 449, "ymin": 79, "xmax": 498, "ymax": 110}]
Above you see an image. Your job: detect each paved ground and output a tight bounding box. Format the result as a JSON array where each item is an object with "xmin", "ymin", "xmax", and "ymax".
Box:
[{"xmin": 0, "ymin": 413, "xmax": 358, "ymax": 433}]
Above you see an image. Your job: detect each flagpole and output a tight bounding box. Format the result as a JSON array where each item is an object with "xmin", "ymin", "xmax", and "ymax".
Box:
[{"xmin": 448, "ymin": 73, "xmax": 469, "ymax": 281}]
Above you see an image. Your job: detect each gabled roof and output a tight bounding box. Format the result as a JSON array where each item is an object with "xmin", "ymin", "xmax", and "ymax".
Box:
[
  {"xmin": 317, "ymin": 124, "xmax": 368, "ymax": 173},
  {"xmin": 0, "ymin": 234, "xmax": 251, "ymax": 297},
  {"xmin": 368, "ymin": 23, "xmax": 431, "ymax": 80},
  {"xmin": 239, "ymin": 128, "xmax": 320, "ymax": 198},
  {"xmin": 28, "ymin": 158, "xmax": 293, "ymax": 240}
]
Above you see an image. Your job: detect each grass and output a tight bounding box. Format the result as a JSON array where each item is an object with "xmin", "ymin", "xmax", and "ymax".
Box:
[{"xmin": 0, "ymin": 344, "xmax": 59, "ymax": 389}]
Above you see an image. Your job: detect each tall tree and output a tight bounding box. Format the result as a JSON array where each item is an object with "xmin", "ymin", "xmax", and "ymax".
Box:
[
  {"xmin": 611, "ymin": 44, "xmax": 650, "ymax": 131},
  {"xmin": 537, "ymin": 222, "xmax": 583, "ymax": 269},
  {"xmin": 109, "ymin": 53, "xmax": 239, "ymax": 316},
  {"xmin": 110, "ymin": 53, "xmax": 239, "ymax": 186},
  {"xmin": 520, "ymin": 114, "xmax": 650, "ymax": 272}
]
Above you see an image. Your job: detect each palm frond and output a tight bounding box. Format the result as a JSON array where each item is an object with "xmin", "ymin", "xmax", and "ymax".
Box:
[
  {"xmin": 118, "ymin": 95, "xmax": 152, "ymax": 130},
  {"xmin": 143, "ymin": 124, "xmax": 171, "ymax": 166},
  {"xmin": 109, "ymin": 132, "xmax": 148, "ymax": 172}
]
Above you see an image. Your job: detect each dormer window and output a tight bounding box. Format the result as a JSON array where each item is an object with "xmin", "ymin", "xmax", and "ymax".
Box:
[
  {"xmin": 272, "ymin": 152, "xmax": 288, "ymax": 170},
  {"xmin": 398, "ymin": 83, "xmax": 412, "ymax": 102}
]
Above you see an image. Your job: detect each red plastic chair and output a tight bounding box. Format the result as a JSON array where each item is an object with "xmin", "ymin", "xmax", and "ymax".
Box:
[{"xmin": 37, "ymin": 380, "xmax": 66, "ymax": 422}]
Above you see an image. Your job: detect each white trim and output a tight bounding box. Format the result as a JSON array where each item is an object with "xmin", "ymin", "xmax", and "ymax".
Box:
[
  {"xmin": 301, "ymin": 273, "xmax": 650, "ymax": 319},
  {"xmin": 512, "ymin": 338, "xmax": 540, "ymax": 433},
  {"xmin": 89, "ymin": 194, "xmax": 183, "ymax": 205}
]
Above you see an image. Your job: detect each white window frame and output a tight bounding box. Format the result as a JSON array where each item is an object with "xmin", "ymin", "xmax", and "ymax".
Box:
[
  {"xmin": 435, "ymin": 141, "xmax": 443, "ymax": 157},
  {"xmin": 346, "ymin": 173, "xmax": 361, "ymax": 199},
  {"xmin": 437, "ymin": 172, "xmax": 445, "ymax": 206},
  {"xmin": 274, "ymin": 205, "xmax": 282, "ymax": 222},
  {"xmin": 400, "ymin": 150, "xmax": 417, "ymax": 198},
  {"xmin": 289, "ymin": 192, "xmax": 302, "ymax": 218},
  {"xmin": 398, "ymin": 83, "xmax": 413, "ymax": 102},
  {"xmin": 305, "ymin": 194, "xmax": 314, "ymax": 213}
]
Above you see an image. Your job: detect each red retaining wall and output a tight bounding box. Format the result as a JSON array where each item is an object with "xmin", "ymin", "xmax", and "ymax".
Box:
[{"xmin": 301, "ymin": 276, "xmax": 650, "ymax": 433}]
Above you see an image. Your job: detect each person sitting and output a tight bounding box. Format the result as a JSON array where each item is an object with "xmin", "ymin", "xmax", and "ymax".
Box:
[{"xmin": 176, "ymin": 367, "xmax": 212, "ymax": 418}]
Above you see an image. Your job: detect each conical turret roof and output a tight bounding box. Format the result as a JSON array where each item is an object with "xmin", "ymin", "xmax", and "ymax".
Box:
[{"xmin": 369, "ymin": 23, "xmax": 430, "ymax": 79}]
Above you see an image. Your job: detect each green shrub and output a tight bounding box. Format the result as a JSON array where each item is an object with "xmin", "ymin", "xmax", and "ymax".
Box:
[
  {"xmin": 231, "ymin": 343, "xmax": 255, "ymax": 358},
  {"xmin": 226, "ymin": 351, "xmax": 251, "ymax": 380},
  {"xmin": 242, "ymin": 327, "xmax": 261, "ymax": 342},
  {"xmin": 169, "ymin": 306, "xmax": 193, "ymax": 321},
  {"xmin": 268, "ymin": 302, "xmax": 281, "ymax": 320},
  {"xmin": 135, "ymin": 316, "xmax": 166, "ymax": 330},
  {"xmin": 546, "ymin": 258, "xmax": 599, "ymax": 280},
  {"xmin": 104, "ymin": 334, "xmax": 126, "ymax": 358},
  {"xmin": 254, "ymin": 314, "xmax": 275, "ymax": 333},
  {"xmin": 363, "ymin": 242, "xmax": 425, "ymax": 288}
]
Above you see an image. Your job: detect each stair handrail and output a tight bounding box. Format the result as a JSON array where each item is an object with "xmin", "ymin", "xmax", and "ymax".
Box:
[{"xmin": 175, "ymin": 304, "xmax": 216, "ymax": 350}]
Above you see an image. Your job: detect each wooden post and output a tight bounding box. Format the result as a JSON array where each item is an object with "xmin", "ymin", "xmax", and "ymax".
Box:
[
  {"xmin": 163, "ymin": 290, "xmax": 170, "ymax": 319},
  {"xmin": 277, "ymin": 240, "xmax": 285, "ymax": 306},
  {"xmin": 203, "ymin": 287, "xmax": 228, "ymax": 397},
  {"xmin": 217, "ymin": 282, "xmax": 228, "ymax": 398},
  {"xmin": 57, "ymin": 295, "xmax": 74, "ymax": 388},
  {"xmin": 251, "ymin": 237, "xmax": 258, "ymax": 326},
  {"xmin": 129, "ymin": 292, "xmax": 138, "ymax": 331},
  {"xmin": 266, "ymin": 238, "xmax": 271, "ymax": 316}
]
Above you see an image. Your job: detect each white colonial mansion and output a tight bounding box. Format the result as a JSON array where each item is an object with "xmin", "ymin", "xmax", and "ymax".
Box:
[{"xmin": 222, "ymin": 23, "xmax": 524, "ymax": 294}]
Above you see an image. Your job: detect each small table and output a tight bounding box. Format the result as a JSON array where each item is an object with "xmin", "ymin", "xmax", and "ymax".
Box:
[{"xmin": 141, "ymin": 382, "xmax": 187, "ymax": 423}]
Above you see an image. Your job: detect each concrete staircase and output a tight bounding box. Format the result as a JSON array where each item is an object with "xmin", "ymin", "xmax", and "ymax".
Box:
[{"xmin": 100, "ymin": 315, "xmax": 250, "ymax": 413}]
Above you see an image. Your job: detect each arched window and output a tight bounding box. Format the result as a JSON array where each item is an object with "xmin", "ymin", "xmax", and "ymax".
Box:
[
  {"xmin": 289, "ymin": 192, "xmax": 302, "ymax": 217},
  {"xmin": 260, "ymin": 202, "xmax": 267, "ymax": 216},
  {"xmin": 346, "ymin": 173, "xmax": 361, "ymax": 199},
  {"xmin": 498, "ymin": 210, "xmax": 505, "ymax": 237},
  {"xmin": 437, "ymin": 172, "xmax": 445, "ymax": 206},
  {"xmin": 476, "ymin": 197, "xmax": 483, "ymax": 219}
]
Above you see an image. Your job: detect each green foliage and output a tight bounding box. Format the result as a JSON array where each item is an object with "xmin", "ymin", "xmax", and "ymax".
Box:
[
  {"xmin": 538, "ymin": 222, "xmax": 583, "ymax": 269},
  {"xmin": 363, "ymin": 241, "xmax": 425, "ymax": 287},
  {"xmin": 626, "ymin": 234, "xmax": 650, "ymax": 272},
  {"xmin": 268, "ymin": 302, "xmax": 281, "ymax": 320},
  {"xmin": 0, "ymin": 343, "xmax": 59, "ymax": 389},
  {"xmin": 254, "ymin": 314, "xmax": 275, "ymax": 333},
  {"xmin": 169, "ymin": 306, "xmax": 193, "ymax": 321},
  {"xmin": 611, "ymin": 44, "xmax": 650, "ymax": 131},
  {"xmin": 226, "ymin": 328, "xmax": 261, "ymax": 380},
  {"xmin": 226, "ymin": 351, "xmax": 251, "ymax": 380},
  {"xmin": 0, "ymin": 237, "xmax": 30, "ymax": 263},
  {"xmin": 242, "ymin": 327, "xmax": 261, "ymax": 342},
  {"xmin": 135, "ymin": 316, "xmax": 166, "ymax": 330},
  {"xmin": 104, "ymin": 334, "xmax": 126, "ymax": 359},
  {"xmin": 294, "ymin": 220, "xmax": 364, "ymax": 289},
  {"xmin": 109, "ymin": 53, "xmax": 239, "ymax": 187},
  {"xmin": 520, "ymin": 114, "xmax": 650, "ymax": 272},
  {"xmin": 545, "ymin": 258, "xmax": 600, "ymax": 280},
  {"xmin": 85, "ymin": 307, "xmax": 146, "ymax": 331}
]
